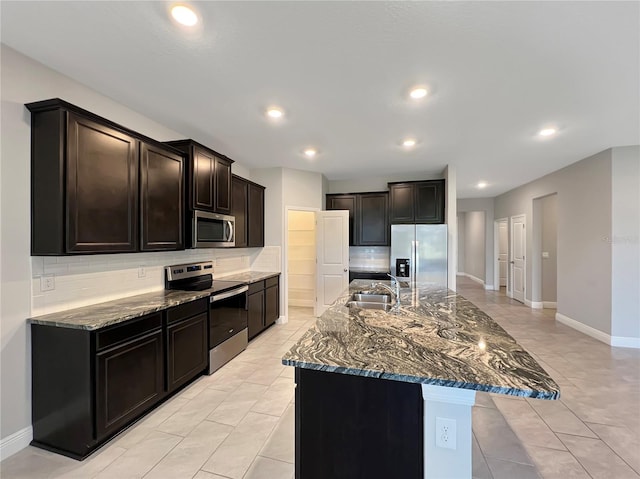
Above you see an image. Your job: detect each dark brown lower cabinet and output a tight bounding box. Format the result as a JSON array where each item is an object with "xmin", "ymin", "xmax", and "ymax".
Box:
[
  {"xmin": 96, "ymin": 330, "xmax": 164, "ymax": 438},
  {"xmin": 248, "ymin": 289, "xmax": 265, "ymax": 339},
  {"xmin": 295, "ymin": 368, "xmax": 423, "ymax": 479},
  {"xmin": 166, "ymin": 312, "xmax": 208, "ymax": 393},
  {"xmin": 247, "ymin": 275, "xmax": 280, "ymax": 339},
  {"xmin": 31, "ymin": 299, "xmax": 208, "ymax": 460}
]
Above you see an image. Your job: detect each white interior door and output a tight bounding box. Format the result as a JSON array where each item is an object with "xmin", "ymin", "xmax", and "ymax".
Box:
[
  {"xmin": 510, "ymin": 215, "xmax": 526, "ymax": 303},
  {"xmin": 498, "ymin": 222, "xmax": 508, "ymax": 287},
  {"xmin": 315, "ymin": 210, "xmax": 349, "ymax": 316}
]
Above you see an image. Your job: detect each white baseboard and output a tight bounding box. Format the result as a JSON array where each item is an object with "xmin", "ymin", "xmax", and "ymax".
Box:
[
  {"xmin": 458, "ymin": 273, "xmax": 485, "ymax": 285},
  {"xmin": 506, "ymin": 290, "xmax": 513, "ymax": 298},
  {"xmin": 484, "ymin": 284, "xmax": 495, "ymax": 290},
  {"xmin": 554, "ymin": 312, "xmax": 640, "ymax": 348},
  {"xmin": 543, "ymin": 301, "xmax": 557, "ymax": 309},
  {"xmin": 0, "ymin": 426, "xmax": 32, "ymax": 461},
  {"xmin": 611, "ymin": 336, "xmax": 640, "ymax": 349},
  {"xmin": 525, "ymin": 299, "xmax": 543, "ymax": 309},
  {"xmin": 275, "ymin": 315, "xmax": 287, "ymax": 325}
]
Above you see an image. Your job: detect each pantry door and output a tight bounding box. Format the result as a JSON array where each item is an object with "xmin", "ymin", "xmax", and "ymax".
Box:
[{"xmin": 315, "ymin": 210, "xmax": 349, "ymax": 316}]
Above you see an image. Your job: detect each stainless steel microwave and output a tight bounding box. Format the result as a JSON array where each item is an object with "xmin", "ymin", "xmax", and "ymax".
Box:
[{"xmin": 190, "ymin": 211, "xmax": 235, "ymax": 248}]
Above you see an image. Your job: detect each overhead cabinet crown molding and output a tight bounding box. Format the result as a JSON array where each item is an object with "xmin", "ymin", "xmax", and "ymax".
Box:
[{"xmin": 27, "ymin": 98, "xmax": 185, "ymax": 255}]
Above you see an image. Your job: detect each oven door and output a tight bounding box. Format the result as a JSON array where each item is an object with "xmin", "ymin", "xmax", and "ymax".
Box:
[
  {"xmin": 193, "ymin": 211, "xmax": 235, "ymax": 248},
  {"xmin": 209, "ymin": 286, "xmax": 248, "ymax": 348}
]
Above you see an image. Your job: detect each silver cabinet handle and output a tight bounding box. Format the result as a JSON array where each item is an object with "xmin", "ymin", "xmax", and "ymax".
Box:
[{"xmin": 228, "ymin": 328, "xmax": 234, "ymax": 334}]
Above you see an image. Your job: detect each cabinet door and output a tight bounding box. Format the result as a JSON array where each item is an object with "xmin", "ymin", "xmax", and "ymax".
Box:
[
  {"xmin": 193, "ymin": 146, "xmax": 215, "ymax": 211},
  {"xmin": 248, "ymin": 290, "xmax": 265, "ymax": 339},
  {"xmin": 214, "ymin": 157, "xmax": 232, "ymax": 214},
  {"xmin": 248, "ymin": 184, "xmax": 265, "ymax": 247},
  {"xmin": 140, "ymin": 143, "xmax": 184, "ymax": 251},
  {"xmin": 96, "ymin": 329, "xmax": 163, "ymax": 438},
  {"xmin": 414, "ymin": 181, "xmax": 445, "ymax": 224},
  {"xmin": 357, "ymin": 193, "xmax": 389, "ymax": 246},
  {"xmin": 231, "ymin": 176, "xmax": 248, "ymax": 248},
  {"xmin": 265, "ymin": 284, "xmax": 279, "ymax": 328},
  {"xmin": 389, "ymin": 184, "xmax": 415, "ymax": 224},
  {"xmin": 166, "ymin": 313, "xmax": 208, "ymax": 392},
  {"xmin": 326, "ymin": 195, "xmax": 356, "ymax": 246},
  {"xmin": 67, "ymin": 112, "xmax": 138, "ymax": 253}
]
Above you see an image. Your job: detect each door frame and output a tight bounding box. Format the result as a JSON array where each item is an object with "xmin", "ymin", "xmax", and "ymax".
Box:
[
  {"xmin": 284, "ymin": 205, "xmax": 320, "ymax": 322},
  {"xmin": 509, "ymin": 214, "xmax": 526, "ymax": 302},
  {"xmin": 493, "ymin": 218, "xmax": 508, "ymax": 292}
]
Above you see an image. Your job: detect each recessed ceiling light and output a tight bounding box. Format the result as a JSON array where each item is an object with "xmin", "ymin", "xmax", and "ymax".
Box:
[
  {"xmin": 266, "ymin": 107, "xmax": 284, "ymax": 119},
  {"xmin": 409, "ymin": 87, "xmax": 428, "ymax": 99},
  {"xmin": 402, "ymin": 138, "xmax": 417, "ymax": 148},
  {"xmin": 477, "ymin": 181, "xmax": 488, "ymax": 189},
  {"xmin": 538, "ymin": 127, "xmax": 557, "ymax": 137},
  {"xmin": 171, "ymin": 5, "xmax": 198, "ymax": 26},
  {"xmin": 304, "ymin": 148, "xmax": 317, "ymax": 158}
]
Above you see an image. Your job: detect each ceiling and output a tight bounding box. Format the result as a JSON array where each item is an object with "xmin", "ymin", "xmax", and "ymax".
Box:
[{"xmin": 2, "ymin": 1, "xmax": 638, "ymax": 198}]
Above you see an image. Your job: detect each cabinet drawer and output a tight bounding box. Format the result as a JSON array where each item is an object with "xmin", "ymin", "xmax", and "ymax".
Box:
[
  {"xmin": 96, "ymin": 313, "xmax": 162, "ymax": 351},
  {"xmin": 265, "ymin": 276, "xmax": 279, "ymax": 288},
  {"xmin": 166, "ymin": 298, "xmax": 207, "ymax": 324},
  {"xmin": 248, "ymin": 281, "xmax": 265, "ymax": 295},
  {"xmin": 210, "ymin": 311, "xmax": 248, "ymax": 348}
]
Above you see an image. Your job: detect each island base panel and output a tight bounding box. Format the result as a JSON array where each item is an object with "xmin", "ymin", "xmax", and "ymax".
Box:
[{"xmin": 295, "ymin": 368, "xmax": 423, "ymax": 479}]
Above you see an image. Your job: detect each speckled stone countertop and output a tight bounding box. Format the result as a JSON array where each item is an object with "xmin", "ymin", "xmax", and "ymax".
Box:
[
  {"xmin": 283, "ymin": 280, "xmax": 560, "ymax": 399},
  {"xmin": 28, "ymin": 290, "xmax": 212, "ymax": 330},
  {"xmin": 218, "ymin": 271, "xmax": 280, "ymax": 283}
]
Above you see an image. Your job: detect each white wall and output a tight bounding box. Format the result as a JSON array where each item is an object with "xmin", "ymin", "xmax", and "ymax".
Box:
[
  {"xmin": 540, "ymin": 194, "xmax": 558, "ymax": 303},
  {"xmin": 457, "ymin": 214, "xmax": 466, "ymax": 274},
  {"xmin": 0, "ymin": 45, "xmax": 254, "ymax": 450},
  {"xmin": 611, "ymin": 146, "xmax": 640, "ymax": 340},
  {"xmin": 457, "ymin": 198, "xmax": 495, "ymax": 288},
  {"xmin": 443, "ymin": 166, "xmax": 457, "ymax": 291},
  {"xmin": 462, "ymin": 211, "xmax": 486, "ymax": 282},
  {"xmin": 327, "ymin": 172, "xmax": 442, "ymax": 193},
  {"xmin": 495, "ymin": 149, "xmax": 613, "ymax": 335}
]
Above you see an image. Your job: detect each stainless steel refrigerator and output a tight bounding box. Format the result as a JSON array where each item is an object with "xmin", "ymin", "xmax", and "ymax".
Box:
[{"xmin": 390, "ymin": 224, "xmax": 448, "ymax": 286}]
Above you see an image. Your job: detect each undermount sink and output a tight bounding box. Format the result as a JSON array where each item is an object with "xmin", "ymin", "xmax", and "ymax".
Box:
[
  {"xmin": 351, "ymin": 293, "xmax": 392, "ymax": 303},
  {"xmin": 345, "ymin": 301, "xmax": 394, "ymax": 312}
]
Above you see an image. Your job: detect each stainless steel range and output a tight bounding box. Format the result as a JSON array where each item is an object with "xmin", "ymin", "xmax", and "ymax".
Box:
[{"xmin": 165, "ymin": 261, "xmax": 249, "ymax": 374}]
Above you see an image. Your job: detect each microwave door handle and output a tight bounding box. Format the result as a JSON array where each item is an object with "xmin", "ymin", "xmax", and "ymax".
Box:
[{"xmin": 226, "ymin": 220, "xmax": 234, "ymax": 241}]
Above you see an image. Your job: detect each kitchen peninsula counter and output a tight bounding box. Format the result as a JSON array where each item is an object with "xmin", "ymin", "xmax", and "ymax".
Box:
[{"xmin": 282, "ymin": 280, "xmax": 559, "ymax": 479}]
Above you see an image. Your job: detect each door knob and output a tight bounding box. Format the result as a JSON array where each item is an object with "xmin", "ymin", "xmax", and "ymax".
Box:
[
  {"xmin": 343, "ymin": 268, "xmax": 348, "ymax": 272},
  {"xmin": 510, "ymin": 261, "xmax": 515, "ymax": 264}
]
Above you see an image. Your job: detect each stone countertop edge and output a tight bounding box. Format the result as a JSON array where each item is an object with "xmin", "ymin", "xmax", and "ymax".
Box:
[
  {"xmin": 27, "ymin": 289, "xmax": 212, "ymax": 331},
  {"xmin": 217, "ymin": 271, "xmax": 280, "ymax": 283},
  {"xmin": 282, "ymin": 280, "xmax": 560, "ymax": 400}
]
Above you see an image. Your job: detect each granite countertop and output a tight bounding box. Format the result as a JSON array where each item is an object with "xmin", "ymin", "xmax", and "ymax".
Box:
[
  {"xmin": 282, "ymin": 280, "xmax": 560, "ymax": 399},
  {"xmin": 28, "ymin": 289, "xmax": 212, "ymax": 330},
  {"xmin": 219, "ymin": 271, "xmax": 280, "ymax": 283}
]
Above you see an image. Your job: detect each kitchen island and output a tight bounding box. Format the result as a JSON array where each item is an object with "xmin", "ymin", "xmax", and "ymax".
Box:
[{"xmin": 282, "ymin": 280, "xmax": 559, "ymax": 479}]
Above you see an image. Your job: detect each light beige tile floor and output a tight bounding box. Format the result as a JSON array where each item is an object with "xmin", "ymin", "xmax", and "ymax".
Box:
[{"xmin": 2, "ymin": 279, "xmax": 638, "ymax": 478}]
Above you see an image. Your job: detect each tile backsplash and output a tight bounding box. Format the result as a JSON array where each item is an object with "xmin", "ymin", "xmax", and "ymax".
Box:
[
  {"xmin": 31, "ymin": 246, "xmax": 282, "ymax": 316},
  {"xmin": 349, "ymin": 246, "xmax": 390, "ymax": 270}
]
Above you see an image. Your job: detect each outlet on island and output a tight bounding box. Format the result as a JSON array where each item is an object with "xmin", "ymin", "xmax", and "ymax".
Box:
[{"xmin": 435, "ymin": 416, "xmax": 457, "ymax": 450}]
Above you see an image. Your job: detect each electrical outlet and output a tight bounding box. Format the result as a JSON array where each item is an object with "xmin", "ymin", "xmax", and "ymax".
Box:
[
  {"xmin": 138, "ymin": 266, "xmax": 146, "ymax": 278},
  {"xmin": 40, "ymin": 274, "xmax": 55, "ymax": 292},
  {"xmin": 435, "ymin": 417, "xmax": 457, "ymax": 450}
]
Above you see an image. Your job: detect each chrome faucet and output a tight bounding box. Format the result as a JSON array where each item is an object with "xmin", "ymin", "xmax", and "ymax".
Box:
[{"xmin": 372, "ymin": 274, "xmax": 401, "ymax": 311}]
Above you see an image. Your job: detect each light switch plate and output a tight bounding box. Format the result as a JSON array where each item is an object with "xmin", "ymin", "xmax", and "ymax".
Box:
[{"xmin": 542, "ymin": 252, "xmax": 550, "ymax": 259}]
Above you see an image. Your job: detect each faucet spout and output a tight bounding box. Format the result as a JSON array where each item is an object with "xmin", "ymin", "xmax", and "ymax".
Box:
[{"xmin": 372, "ymin": 274, "xmax": 401, "ymax": 311}]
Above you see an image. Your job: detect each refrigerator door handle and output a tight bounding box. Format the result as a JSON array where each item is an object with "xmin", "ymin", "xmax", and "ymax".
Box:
[{"xmin": 415, "ymin": 240, "xmax": 420, "ymax": 281}]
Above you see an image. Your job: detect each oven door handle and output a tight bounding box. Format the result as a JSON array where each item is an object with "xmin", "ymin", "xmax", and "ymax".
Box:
[{"xmin": 210, "ymin": 285, "xmax": 248, "ymax": 303}]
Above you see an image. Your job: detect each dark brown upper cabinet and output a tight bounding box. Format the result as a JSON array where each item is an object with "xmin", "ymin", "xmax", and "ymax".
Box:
[
  {"xmin": 27, "ymin": 99, "xmax": 185, "ymax": 255},
  {"xmin": 326, "ymin": 194, "xmax": 356, "ymax": 245},
  {"xmin": 231, "ymin": 175, "xmax": 265, "ymax": 248},
  {"xmin": 231, "ymin": 175, "xmax": 249, "ymax": 248},
  {"xmin": 248, "ymin": 182, "xmax": 265, "ymax": 247},
  {"xmin": 389, "ymin": 180, "xmax": 445, "ymax": 224},
  {"xmin": 140, "ymin": 143, "xmax": 184, "ymax": 251},
  {"xmin": 326, "ymin": 192, "xmax": 389, "ymax": 246},
  {"xmin": 164, "ymin": 139, "xmax": 233, "ymax": 215}
]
